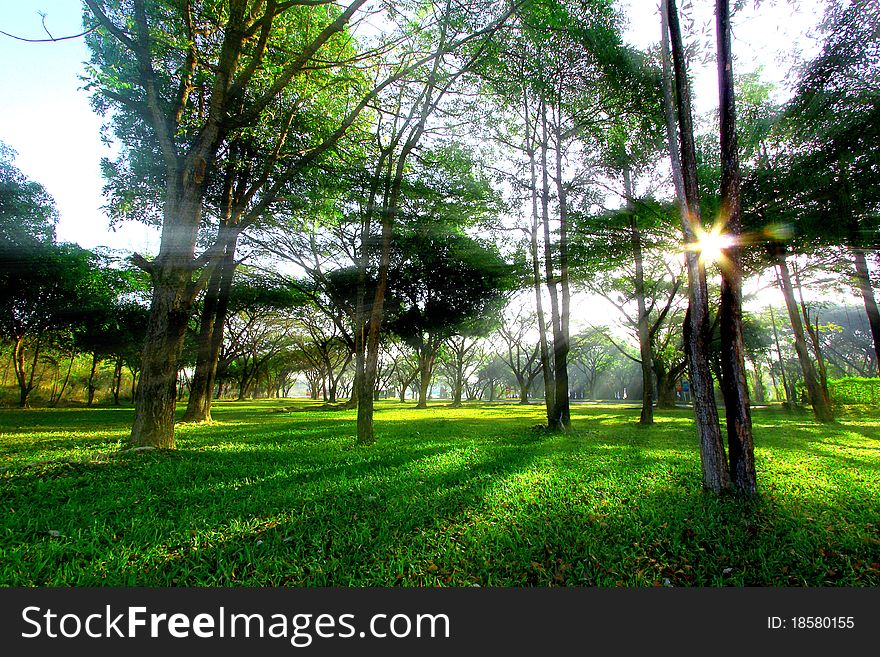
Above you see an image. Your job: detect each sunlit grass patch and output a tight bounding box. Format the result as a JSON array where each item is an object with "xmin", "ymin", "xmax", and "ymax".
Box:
[{"xmin": 1, "ymin": 399, "xmax": 878, "ymax": 587}]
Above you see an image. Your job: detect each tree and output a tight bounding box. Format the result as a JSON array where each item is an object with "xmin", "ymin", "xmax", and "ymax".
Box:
[
  {"xmin": 0, "ymin": 242, "xmax": 99, "ymax": 407},
  {"xmin": 663, "ymin": 0, "xmax": 729, "ymax": 492},
  {"xmin": 570, "ymin": 328, "xmax": 616, "ymax": 401},
  {"xmin": 0, "ymin": 143, "xmax": 58, "ymax": 246},
  {"xmin": 439, "ymin": 335, "xmax": 487, "ymax": 407},
  {"xmin": 715, "ymin": 0, "xmax": 756, "ymax": 494},
  {"xmin": 496, "ymin": 304, "xmax": 542, "ymax": 404},
  {"xmin": 83, "ymin": 0, "xmax": 405, "ymax": 448},
  {"xmin": 775, "ymin": 0, "xmax": 880, "ymax": 375},
  {"xmin": 386, "ymin": 226, "xmax": 510, "ymax": 409}
]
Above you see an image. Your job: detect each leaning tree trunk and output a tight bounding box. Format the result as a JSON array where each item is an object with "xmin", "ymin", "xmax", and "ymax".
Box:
[
  {"xmin": 715, "ymin": 0, "xmax": 756, "ymax": 494},
  {"xmin": 773, "ymin": 248, "xmax": 834, "ymax": 422},
  {"xmin": 852, "ymin": 247, "xmax": 880, "ymax": 375},
  {"xmin": 183, "ymin": 252, "xmax": 223, "ymax": 421},
  {"xmin": 664, "ymin": 0, "xmax": 729, "ymax": 492}
]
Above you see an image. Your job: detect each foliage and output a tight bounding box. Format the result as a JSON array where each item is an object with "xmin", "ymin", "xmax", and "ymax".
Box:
[
  {"xmin": 386, "ymin": 227, "xmax": 512, "ymax": 345},
  {"xmin": 0, "ymin": 143, "xmax": 58, "ymax": 246},
  {"xmin": 827, "ymin": 377, "xmax": 880, "ymax": 406}
]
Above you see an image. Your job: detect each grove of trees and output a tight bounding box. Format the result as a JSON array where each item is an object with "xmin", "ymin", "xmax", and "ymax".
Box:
[{"xmin": 1, "ymin": 0, "xmax": 878, "ymax": 498}]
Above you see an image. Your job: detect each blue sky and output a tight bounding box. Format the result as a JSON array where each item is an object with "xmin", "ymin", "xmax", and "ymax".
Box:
[{"xmin": 0, "ymin": 1, "xmax": 158, "ymax": 252}]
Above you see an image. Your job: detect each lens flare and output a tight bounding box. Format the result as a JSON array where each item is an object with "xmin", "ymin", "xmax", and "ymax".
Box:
[{"xmin": 687, "ymin": 225, "xmax": 734, "ymax": 265}]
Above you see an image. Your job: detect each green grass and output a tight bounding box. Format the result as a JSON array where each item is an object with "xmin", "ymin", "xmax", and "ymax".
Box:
[{"xmin": 1, "ymin": 400, "xmax": 878, "ymax": 586}]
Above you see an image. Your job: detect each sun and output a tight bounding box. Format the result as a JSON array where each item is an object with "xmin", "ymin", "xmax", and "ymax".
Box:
[{"xmin": 688, "ymin": 224, "xmax": 734, "ymax": 265}]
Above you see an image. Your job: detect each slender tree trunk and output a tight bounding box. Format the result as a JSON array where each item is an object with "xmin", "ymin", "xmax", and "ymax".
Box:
[
  {"xmin": 87, "ymin": 353, "xmax": 99, "ymax": 407},
  {"xmin": 773, "ymin": 250, "xmax": 834, "ymax": 422},
  {"xmin": 183, "ymin": 240, "xmax": 228, "ymax": 422},
  {"xmin": 538, "ymin": 99, "xmax": 564, "ymax": 429},
  {"xmin": 13, "ymin": 335, "xmax": 41, "ymax": 409},
  {"xmin": 752, "ymin": 360, "xmax": 765, "ymax": 403},
  {"xmin": 716, "ymin": 0, "xmax": 756, "ymax": 494},
  {"xmin": 794, "ymin": 265, "xmax": 831, "ymax": 402},
  {"xmin": 665, "ymin": 0, "xmax": 729, "ymax": 492},
  {"xmin": 852, "ymin": 248, "xmax": 880, "ymax": 375},
  {"xmin": 769, "ymin": 305, "xmax": 792, "ymax": 406},
  {"xmin": 51, "ymin": 350, "xmax": 76, "ymax": 407},
  {"xmin": 551, "ymin": 104, "xmax": 571, "ymax": 431},
  {"xmin": 112, "ymin": 355, "xmax": 123, "ymax": 405},
  {"xmin": 525, "ymin": 94, "xmax": 555, "ymax": 422},
  {"xmin": 357, "ymin": 199, "xmax": 393, "ymax": 445},
  {"xmin": 624, "ymin": 168, "xmax": 654, "ymax": 425}
]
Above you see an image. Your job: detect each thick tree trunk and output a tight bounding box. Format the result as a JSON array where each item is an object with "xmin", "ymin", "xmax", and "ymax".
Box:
[
  {"xmin": 129, "ymin": 275, "xmax": 192, "ymax": 448},
  {"xmin": 416, "ymin": 346, "xmax": 435, "ymax": 409},
  {"xmin": 624, "ymin": 168, "xmax": 654, "ymax": 425},
  {"xmin": 716, "ymin": 0, "xmax": 756, "ymax": 494},
  {"xmin": 665, "ymin": 0, "xmax": 729, "ymax": 492},
  {"xmin": 852, "ymin": 248, "xmax": 880, "ymax": 375},
  {"xmin": 129, "ymin": 175, "xmax": 207, "ymax": 449},
  {"xmin": 655, "ymin": 364, "xmax": 678, "ymax": 409},
  {"xmin": 774, "ymin": 250, "xmax": 834, "ymax": 422}
]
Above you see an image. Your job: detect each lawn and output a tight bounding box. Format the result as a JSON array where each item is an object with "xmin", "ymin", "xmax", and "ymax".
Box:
[{"xmin": 1, "ymin": 400, "xmax": 878, "ymax": 586}]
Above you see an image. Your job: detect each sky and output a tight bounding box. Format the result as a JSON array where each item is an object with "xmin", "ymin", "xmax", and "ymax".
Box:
[{"xmin": 0, "ymin": 0, "xmax": 831, "ymax": 326}]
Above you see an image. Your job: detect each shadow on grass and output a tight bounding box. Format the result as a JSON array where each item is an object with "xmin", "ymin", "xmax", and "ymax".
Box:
[{"xmin": 1, "ymin": 401, "xmax": 878, "ymax": 586}]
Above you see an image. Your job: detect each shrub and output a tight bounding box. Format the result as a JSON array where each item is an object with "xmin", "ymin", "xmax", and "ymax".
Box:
[{"xmin": 827, "ymin": 377, "xmax": 880, "ymax": 405}]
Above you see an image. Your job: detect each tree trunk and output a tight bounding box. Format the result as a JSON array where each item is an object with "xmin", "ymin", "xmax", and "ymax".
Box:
[
  {"xmin": 655, "ymin": 364, "xmax": 678, "ymax": 409},
  {"xmin": 416, "ymin": 346, "xmax": 434, "ymax": 409},
  {"xmin": 852, "ymin": 248, "xmax": 880, "ymax": 375},
  {"xmin": 752, "ymin": 360, "xmax": 765, "ymax": 403},
  {"xmin": 665, "ymin": 0, "xmax": 729, "ymax": 492},
  {"xmin": 183, "ymin": 234, "xmax": 236, "ymax": 422},
  {"xmin": 773, "ymin": 249, "xmax": 834, "ymax": 422},
  {"xmin": 551, "ymin": 110, "xmax": 571, "ymax": 431},
  {"xmin": 112, "ymin": 355, "xmax": 123, "ymax": 405},
  {"xmin": 716, "ymin": 0, "xmax": 756, "ymax": 494},
  {"xmin": 357, "ymin": 194, "xmax": 394, "ymax": 445},
  {"xmin": 51, "ymin": 350, "xmax": 76, "ymax": 407},
  {"xmin": 128, "ymin": 179, "xmax": 206, "ymax": 449},
  {"xmin": 525, "ymin": 94, "xmax": 555, "ymax": 423},
  {"xmin": 794, "ymin": 265, "xmax": 831, "ymax": 403},
  {"xmin": 768, "ymin": 305, "xmax": 793, "ymax": 406},
  {"xmin": 539, "ymin": 100, "xmax": 569, "ymax": 431},
  {"xmin": 13, "ymin": 335, "xmax": 40, "ymax": 409},
  {"xmin": 87, "ymin": 353, "xmax": 99, "ymax": 407},
  {"xmin": 624, "ymin": 168, "xmax": 654, "ymax": 425}
]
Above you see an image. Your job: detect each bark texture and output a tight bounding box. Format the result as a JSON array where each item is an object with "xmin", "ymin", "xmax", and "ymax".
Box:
[
  {"xmin": 665, "ymin": 0, "xmax": 729, "ymax": 492},
  {"xmin": 716, "ymin": 0, "xmax": 756, "ymax": 494}
]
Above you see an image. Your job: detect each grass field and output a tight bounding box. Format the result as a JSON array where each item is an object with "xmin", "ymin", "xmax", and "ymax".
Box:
[{"xmin": 1, "ymin": 400, "xmax": 878, "ymax": 586}]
